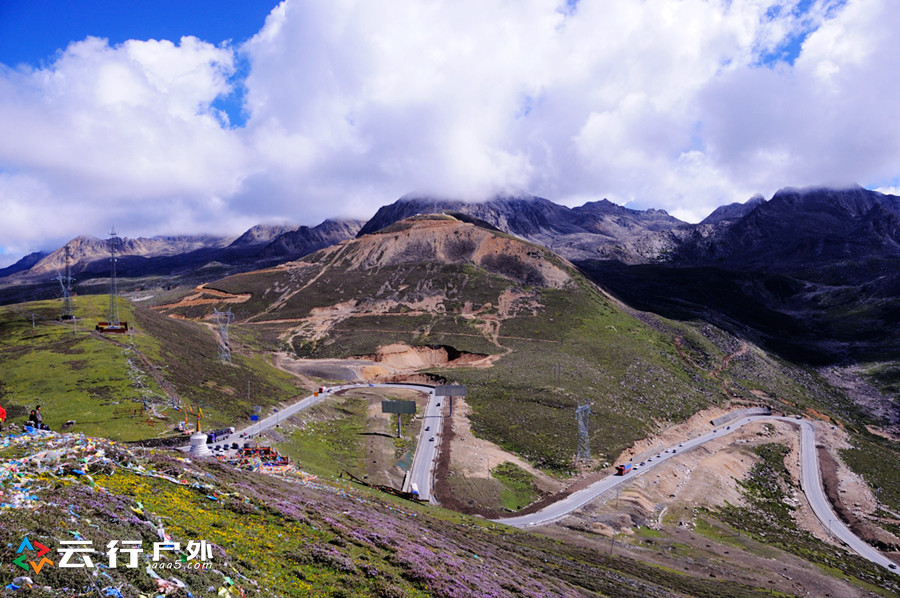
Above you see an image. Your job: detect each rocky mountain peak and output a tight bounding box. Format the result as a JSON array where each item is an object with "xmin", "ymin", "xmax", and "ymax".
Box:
[
  {"xmin": 25, "ymin": 234, "xmax": 233, "ymax": 277},
  {"xmin": 229, "ymin": 223, "xmax": 298, "ymax": 247},
  {"xmin": 359, "ymin": 192, "xmax": 689, "ymax": 263},
  {"xmin": 325, "ymin": 213, "xmax": 572, "ymax": 289},
  {"xmin": 700, "ymin": 194, "xmax": 766, "ymax": 226},
  {"xmin": 677, "ymin": 186, "xmax": 900, "ymax": 271}
]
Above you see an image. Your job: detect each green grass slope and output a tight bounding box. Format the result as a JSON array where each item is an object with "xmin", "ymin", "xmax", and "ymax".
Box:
[
  {"xmin": 0, "ymin": 430, "xmax": 791, "ymax": 597},
  {"xmin": 0, "ymin": 295, "xmax": 300, "ymax": 442},
  {"xmin": 153, "ymin": 215, "xmax": 856, "ymax": 477}
]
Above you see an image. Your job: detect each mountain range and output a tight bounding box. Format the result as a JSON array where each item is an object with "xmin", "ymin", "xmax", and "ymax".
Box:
[
  {"xmin": 359, "ymin": 186, "xmax": 900, "ymax": 372},
  {"xmin": 0, "ymin": 218, "xmax": 364, "ymax": 304},
  {"xmin": 358, "ymin": 192, "xmax": 689, "ymax": 263},
  {"xmin": 2, "ymin": 185, "xmax": 899, "ymax": 371}
]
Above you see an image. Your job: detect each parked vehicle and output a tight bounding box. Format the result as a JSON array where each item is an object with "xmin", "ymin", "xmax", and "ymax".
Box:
[{"xmin": 206, "ymin": 427, "xmax": 236, "ymax": 444}]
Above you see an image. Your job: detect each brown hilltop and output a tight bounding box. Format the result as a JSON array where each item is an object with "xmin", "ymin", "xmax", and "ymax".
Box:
[
  {"xmin": 298, "ymin": 213, "xmax": 572, "ymax": 288},
  {"xmin": 156, "ymin": 213, "xmax": 576, "ymax": 372}
]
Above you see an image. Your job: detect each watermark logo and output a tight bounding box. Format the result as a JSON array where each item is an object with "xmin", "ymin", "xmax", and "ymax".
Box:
[
  {"xmin": 13, "ymin": 537, "xmax": 53, "ymax": 574},
  {"xmin": 8, "ymin": 537, "xmax": 213, "ymax": 574}
]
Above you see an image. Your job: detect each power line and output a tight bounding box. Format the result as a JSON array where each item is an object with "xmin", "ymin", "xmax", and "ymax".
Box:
[
  {"xmin": 576, "ymin": 403, "xmax": 591, "ymax": 463},
  {"xmin": 107, "ymin": 228, "xmax": 121, "ymax": 327},
  {"xmin": 56, "ymin": 244, "xmax": 75, "ymax": 320},
  {"xmin": 214, "ymin": 308, "xmax": 234, "ymax": 364}
]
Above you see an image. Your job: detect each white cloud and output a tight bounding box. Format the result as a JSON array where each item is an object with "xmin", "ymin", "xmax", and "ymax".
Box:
[
  {"xmin": 238, "ymin": 0, "xmax": 892, "ymax": 219},
  {"xmin": 697, "ymin": 0, "xmax": 900, "ymax": 200},
  {"xmin": 1, "ymin": 0, "xmax": 899, "ymax": 266},
  {"xmin": 0, "ymin": 35, "xmax": 246, "ymax": 258}
]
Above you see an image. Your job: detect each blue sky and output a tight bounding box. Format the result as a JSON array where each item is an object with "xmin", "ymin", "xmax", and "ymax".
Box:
[
  {"xmin": 0, "ymin": 0, "xmax": 898, "ymax": 266},
  {"xmin": 0, "ymin": 0, "xmax": 277, "ymax": 126},
  {"xmin": 0, "ymin": 1, "xmax": 274, "ymax": 63}
]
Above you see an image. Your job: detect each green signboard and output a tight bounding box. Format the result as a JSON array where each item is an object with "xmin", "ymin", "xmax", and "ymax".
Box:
[
  {"xmin": 381, "ymin": 400, "xmax": 417, "ymax": 414},
  {"xmin": 435, "ymin": 385, "xmax": 466, "ymax": 396}
]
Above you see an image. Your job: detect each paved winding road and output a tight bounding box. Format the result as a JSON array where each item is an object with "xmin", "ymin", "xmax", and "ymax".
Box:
[
  {"xmin": 186, "ymin": 383, "xmax": 443, "ymax": 498},
  {"xmin": 181, "ymin": 382, "xmax": 434, "ymax": 452},
  {"xmin": 402, "ymin": 389, "xmax": 442, "ymax": 502},
  {"xmin": 185, "ymin": 391, "xmax": 895, "ymax": 572},
  {"xmin": 493, "ymin": 415, "xmax": 897, "ymax": 572},
  {"xmin": 190, "ymin": 381, "xmax": 445, "ymax": 502}
]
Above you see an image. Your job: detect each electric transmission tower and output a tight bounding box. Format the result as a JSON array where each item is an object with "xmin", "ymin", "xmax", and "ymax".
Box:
[
  {"xmin": 56, "ymin": 245, "xmax": 75, "ymax": 320},
  {"xmin": 575, "ymin": 402, "xmax": 591, "ymax": 463},
  {"xmin": 214, "ymin": 308, "xmax": 234, "ymax": 364},
  {"xmin": 107, "ymin": 228, "xmax": 121, "ymax": 327}
]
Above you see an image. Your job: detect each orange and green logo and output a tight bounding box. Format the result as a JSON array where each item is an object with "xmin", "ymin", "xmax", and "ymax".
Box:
[{"xmin": 13, "ymin": 537, "xmax": 53, "ymax": 574}]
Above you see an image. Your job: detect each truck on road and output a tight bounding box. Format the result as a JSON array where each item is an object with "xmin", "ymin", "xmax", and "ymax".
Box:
[{"xmin": 615, "ymin": 463, "xmax": 632, "ymax": 475}]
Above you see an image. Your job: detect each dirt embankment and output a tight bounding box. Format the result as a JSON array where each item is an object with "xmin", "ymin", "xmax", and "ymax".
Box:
[
  {"xmin": 435, "ymin": 404, "xmax": 774, "ymax": 522},
  {"xmin": 277, "ymin": 343, "xmax": 497, "ymax": 384},
  {"xmin": 438, "ymin": 392, "xmax": 896, "ymax": 554},
  {"xmin": 818, "ymin": 444, "xmax": 900, "ymax": 552},
  {"xmin": 436, "ymin": 400, "xmax": 772, "ymax": 520},
  {"xmin": 554, "ymin": 412, "xmax": 900, "ymax": 559},
  {"xmin": 541, "ymin": 418, "xmax": 897, "ymax": 598},
  {"xmin": 151, "ymin": 284, "xmax": 251, "ymax": 311},
  {"xmin": 433, "ymin": 396, "xmax": 568, "ymax": 517},
  {"xmin": 270, "ymin": 349, "xmax": 460, "ymax": 385},
  {"xmin": 562, "ymin": 418, "xmax": 769, "ymax": 536},
  {"xmin": 368, "ymin": 343, "xmax": 495, "ymax": 372}
]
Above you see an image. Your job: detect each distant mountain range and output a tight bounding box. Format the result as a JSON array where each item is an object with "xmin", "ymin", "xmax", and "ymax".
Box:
[
  {"xmin": 678, "ymin": 186, "xmax": 900, "ymax": 272},
  {"xmin": 360, "ymin": 186, "xmax": 900, "ymax": 269},
  {"xmin": 580, "ymin": 187, "xmax": 900, "ymax": 368},
  {"xmin": 359, "ymin": 193, "xmax": 690, "ymax": 263},
  {"xmin": 2, "ymin": 185, "xmax": 898, "ymax": 370},
  {"xmin": 0, "ymin": 219, "xmax": 364, "ymax": 304}
]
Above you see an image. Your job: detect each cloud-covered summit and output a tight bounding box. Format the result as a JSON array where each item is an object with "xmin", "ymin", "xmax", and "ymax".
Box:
[{"xmin": 1, "ymin": 0, "xmax": 897, "ymax": 266}]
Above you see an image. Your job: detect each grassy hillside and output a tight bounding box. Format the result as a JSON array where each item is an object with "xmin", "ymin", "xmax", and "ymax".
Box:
[
  {"xmin": 0, "ymin": 295, "xmax": 170, "ymax": 441},
  {"xmin": 427, "ymin": 281, "xmax": 723, "ymax": 472},
  {"xmin": 0, "ymin": 295, "xmax": 300, "ymax": 441},
  {"xmin": 131, "ymin": 303, "xmax": 301, "ymax": 428},
  {"xmin": 154, "ymin": 216, "xmax": 862, "ymax": 477},
  {"xmin": 0, "ymin": 430, "xmax": 792, "ymax": 597}
]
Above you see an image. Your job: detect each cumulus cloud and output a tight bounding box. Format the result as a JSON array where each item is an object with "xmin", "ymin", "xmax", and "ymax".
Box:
[
  {"xmin": 698, "ymin": 0, "xmax": 900, "ymax": 204},
  {"xmin": 1, "ymin": 0, "xmax": 898, "ymax": 265},
  {"xmin": 0, "ymin": 35, "xmax": 247, "ymax": 256}
]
